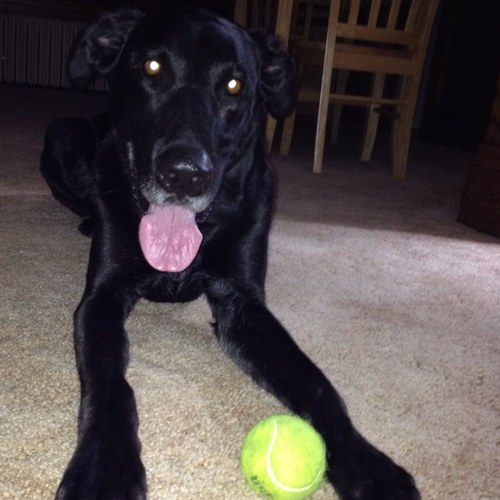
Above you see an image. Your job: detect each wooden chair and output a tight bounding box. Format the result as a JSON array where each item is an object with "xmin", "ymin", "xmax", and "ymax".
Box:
[
  {"xmin": 234, "ymin": 0, "xmax": 276, "ymax": 29},
  {"xmin": 280, "ymin": 0, "xmax": 441, "ymax": 177},
  {"xmin": 234, "ymin": 0, "xmax": 295, "ymax": 151}
]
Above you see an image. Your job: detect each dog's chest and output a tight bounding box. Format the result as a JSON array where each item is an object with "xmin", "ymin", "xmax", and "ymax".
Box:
[{"xmin": 139, "ymin": 270, "xmax": 204, "ymax": 304}]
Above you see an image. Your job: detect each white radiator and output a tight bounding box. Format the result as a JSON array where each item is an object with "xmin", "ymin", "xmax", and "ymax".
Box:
[{"xmin": 0, "ymin": 14, "xmax": 105, "ymax": 91}]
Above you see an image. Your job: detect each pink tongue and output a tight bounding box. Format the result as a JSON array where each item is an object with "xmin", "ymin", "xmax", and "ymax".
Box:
[{"xmin": 139, "ymin": 205, "xmax": 203, "ymax": 272}]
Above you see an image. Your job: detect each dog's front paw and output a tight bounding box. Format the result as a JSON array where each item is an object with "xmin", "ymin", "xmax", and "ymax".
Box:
[
  {"xmin": 329, "ymin": 432, "xmax": 420, "ymax": 500},
  {"xmin": 55, "ymin": 439, "xmax": 146, "ymax": 500}
]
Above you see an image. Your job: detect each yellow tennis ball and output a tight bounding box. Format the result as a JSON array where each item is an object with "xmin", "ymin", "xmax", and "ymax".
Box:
[{"xmin": 241, "ymin": 415, "xmax": 327, "ymax": 499}]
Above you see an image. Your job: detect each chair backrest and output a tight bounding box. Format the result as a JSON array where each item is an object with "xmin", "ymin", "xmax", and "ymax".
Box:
[
  {"xmin": 294, "ymin": 0, "xmax": 440, "ymax": 77},
  {"xmin": 334, "ymin": 0, "xmax": 440, "ymax": 76}
]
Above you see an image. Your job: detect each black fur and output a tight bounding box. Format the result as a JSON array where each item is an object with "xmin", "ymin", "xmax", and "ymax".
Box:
[{"xmin": 41, "ymin": 8, "xmax": 420, "ymax": 500}]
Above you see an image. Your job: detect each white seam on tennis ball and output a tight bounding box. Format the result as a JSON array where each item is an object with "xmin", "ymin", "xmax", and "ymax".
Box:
[{"xmin": 266, "ymin": 419, "xmax": 322, "ymax": 493}]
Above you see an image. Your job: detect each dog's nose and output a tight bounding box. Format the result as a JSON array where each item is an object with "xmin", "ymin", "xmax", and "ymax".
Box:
[
  {"xmin": 156, "ymin": 147, "xmax": 212, "ymax": 198},
  {"xmin": 160, "ymin": 165, "xmax": 209, "ymax": 198}
]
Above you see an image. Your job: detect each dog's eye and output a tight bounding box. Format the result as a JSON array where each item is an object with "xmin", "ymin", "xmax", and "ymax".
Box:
[
  {"xmin": 226, "ymin": 78, "xmax": 243, "ymax": 96},
  {"xmin": 144, "ymin": 59, "xmax": 161, "ymax": 76}
]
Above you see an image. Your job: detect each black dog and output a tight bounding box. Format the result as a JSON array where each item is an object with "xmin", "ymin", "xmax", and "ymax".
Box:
[{"xmin": 41, "ymin": 7, "xmax": 420, "ymax": 499}]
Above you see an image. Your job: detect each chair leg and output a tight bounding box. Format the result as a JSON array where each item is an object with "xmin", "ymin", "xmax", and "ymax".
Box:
[
  {"xmin": 330, "ymin": 70, "xmax": 349, "ymax": 144},
  {"xmin": 313, "ymin": 0, "xmax": 339, "ymax": 174},
  {"xmin": 313, "ymin": 101, "xmax": 329, "ymax": 173},
  {"xmin": 279, "ymin": 109, "xmax": 297, "ymax": 156},
  {"xmin": 265, "ymin": 116, "xmax": 277, "ymax": 154},
  {"xmin": 391, "ymin": 78, "xmax": 418, "ymax": 178},
  {"xmin": 361, "ymin": 72, "xmax": 385, "ymax": 162},
  {"xmin": 391, "ymin": 107, "xmax": 413, "ymax": 178},
  {"xmin": 233, "ymin": 0, "xmax": 247, "ymax": 26}
]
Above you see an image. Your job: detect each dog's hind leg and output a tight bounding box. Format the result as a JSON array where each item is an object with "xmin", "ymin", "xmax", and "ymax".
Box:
[{"xmin": 40, "ymin": 114, "xmax": 110, "ymax": 235}]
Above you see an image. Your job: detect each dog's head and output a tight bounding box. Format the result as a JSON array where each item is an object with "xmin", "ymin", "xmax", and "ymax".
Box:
[{"xmin": 68, "ymin": 8, "xmax": 296, "ymax": 272}]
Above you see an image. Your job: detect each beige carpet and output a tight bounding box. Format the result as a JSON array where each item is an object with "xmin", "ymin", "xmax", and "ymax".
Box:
[{"xmin": 1, "ymin": 85, "xmax": 499, "ymax": 499}]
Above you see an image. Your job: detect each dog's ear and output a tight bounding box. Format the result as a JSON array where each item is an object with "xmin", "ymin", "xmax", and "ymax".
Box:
[
  {"xmin": 68, "ymin": 8, "xmax": 144, "ymax": 89},
  {"xmin": 250, "ymin": 30, "xmax": 297, "ymax": 119}
]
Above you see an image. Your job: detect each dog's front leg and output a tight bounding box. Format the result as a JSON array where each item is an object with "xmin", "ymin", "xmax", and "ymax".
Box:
[
  {"xmin": 56, "ymin": 285, "xmax": 146, "ymax": 500},
  {"xmin": 206, "ymin": 279, "xmax": 420, "ymax": 500}
]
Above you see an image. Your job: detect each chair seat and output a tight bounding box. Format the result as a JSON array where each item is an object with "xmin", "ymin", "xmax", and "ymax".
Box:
[{"xmin": 298, "ymin": 89, "xmax": 408, "ymax": 107}]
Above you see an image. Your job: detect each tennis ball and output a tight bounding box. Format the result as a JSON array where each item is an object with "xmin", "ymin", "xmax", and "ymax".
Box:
[{"xmin": 241, "ymin": 415, "xmax": 326, "ymax": 499}]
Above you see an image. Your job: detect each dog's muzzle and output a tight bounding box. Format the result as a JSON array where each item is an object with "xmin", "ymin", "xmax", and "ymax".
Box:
[{"xmin": 135, "ymin": 142, "xmax": 216, "ymax": 274}]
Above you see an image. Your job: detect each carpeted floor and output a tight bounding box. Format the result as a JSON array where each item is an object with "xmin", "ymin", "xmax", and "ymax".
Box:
[{"xmin": 0, "ymin": 84, "xmax": 499, "ymax": 499}]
